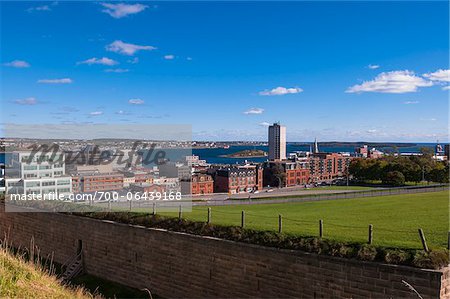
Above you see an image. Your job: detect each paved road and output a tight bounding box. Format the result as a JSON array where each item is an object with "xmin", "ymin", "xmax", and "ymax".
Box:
[
  {"xmin": 190, "ymin": 185, "xmax": 448, "ymax": 207},
  {"xmin": 190, "ymin": 188, "xmax": 365, "ymax": 201}
]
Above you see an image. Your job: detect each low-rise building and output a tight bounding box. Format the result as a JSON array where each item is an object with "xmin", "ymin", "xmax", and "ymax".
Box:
[
  {"xmin": 212, "ymin": 166, "xmax": 262, "ymax": 194},
  {"xmin": 309, "ymin": 153, "xmax": 352, "ymax": 182},
  {"xmin": 130, "ymin": 183, "xmax": 165, "ymax": 194},
  {"xmin": 134, "ymin": 171, "xmax": 154, "ymax": 184},
  {"xmin": 445, "ymin": 144, "xmax": 449, "ymax": 161},
  {"xmin": 191, "ymin": 173, "xmax": 214, "ymax": 195},
  {"xmin": 356, "ymin": 145, "xmax": 368, "ymax": 158},
  {"xmin": 72, "ymin": 173, "xmax": 124, "ymax": 193},
  {"xmin": 153, "ymin": 177, "xmax": 180, "ymax": 193},
  {"xmin": 264, "ymin": 160, "xmax": 310, "ymax": 187},
  {"xmin": 5, "ymin": 151, "xmax": 72, "ymax": 197}
]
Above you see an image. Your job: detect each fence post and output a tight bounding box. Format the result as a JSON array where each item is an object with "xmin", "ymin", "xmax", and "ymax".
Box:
[
  {"xmin": 178, "ymin": 205, "xmax": 182, "ymax": 220},
  {"xmin": 448, "ymin": 232, "xmax": 450, "ymax": 250},
  {"xmin": 152, "ymin": 202, "xmax": 156, "ymax": 215},
  {"xmin": 319, "ymin": 219, "xmax": 323, "ymax": 238},
  {"xmin": 418, "ymin": 228, "xmax": 429, "ymax": 252},
  {"xmin": 278, "ymin": 214, "xmax": 282, "ymax": 233},
  {"xmin": 129, "ymin": 200, "xmax": 132, "ymax": 211},
  {"xmin": 368, "ymin": 224, "xmax": 373, "ymax": 244},
  {"xmin": 241, "ymin": 211, "xmax": 245, "ymax": 228},
  {"xmin": 207, "ymin": 207, "xmax": 211, "ymax": 224},
  {"xmin": 108, "ymin": 200, "xmax": 111, "ymax": 212}
]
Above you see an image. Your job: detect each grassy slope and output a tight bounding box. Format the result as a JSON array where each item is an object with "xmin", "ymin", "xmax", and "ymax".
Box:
[
  {"xmin": 0, "ymin": 249, "xmax": 95, "ymax": 299},
  {"xmin": 161, "ymin": 190, "xmax": 449, "ymax": 249}
]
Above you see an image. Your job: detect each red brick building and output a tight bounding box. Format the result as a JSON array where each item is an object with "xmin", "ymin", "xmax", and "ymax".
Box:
[
  {"xmin": 191, "ymin": 173, "xmax": 214, "ymax": 195},
  {"xmin": 71, "ymin": 176, "xmax": 81, "ymax": 193},
  {"xmin": 134, "ymin": 172, "xmax": 154, "ymax": 184},
  {"xmin": 130, "ymin": 183, "xmax": 165, "ymax": 194},
  {"xmin": 286, "ymin": 168, "xmax": 310, "ymax": 186},
  {"xmin": 71, "ymin": 173, "xmax": 124, "ymax": 193},
  {"xmin": 264, "ymin": 161, "xmax": 310, "ymax": 187},
  {"xmin": 212, "ymin": 165, "xmax": 263, "ymax": 194},
  {"xmin": 309, "ymin": 153, "xmax": 352, "ymax": 182}
]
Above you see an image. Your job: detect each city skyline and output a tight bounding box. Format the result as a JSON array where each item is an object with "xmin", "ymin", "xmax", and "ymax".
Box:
[{"xmin": 1, "ymin": 1, "xmax": 449, "ymax": 142}]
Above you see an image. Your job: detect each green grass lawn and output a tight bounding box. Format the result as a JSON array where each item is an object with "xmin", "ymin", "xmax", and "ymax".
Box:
[{"xmin": 160, "ymin": 190, "xmax": 449, "ymax": 250}]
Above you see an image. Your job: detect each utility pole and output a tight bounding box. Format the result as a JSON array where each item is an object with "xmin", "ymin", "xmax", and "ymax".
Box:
[
  {"xmin": 346, "ymin": 170, "xmax": 349, "ymax": 186},
  {"xmin": 422, "ymin": 166, "xmax": 425, "ymax": 182}
]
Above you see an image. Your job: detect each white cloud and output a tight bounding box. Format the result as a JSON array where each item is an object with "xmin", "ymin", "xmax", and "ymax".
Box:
[
  {"xmin": 116, "ymin": 110, "xmax": 131, "ymax": 115},
  {"xmin": 100, "ymin": 3, "xmax": 148, "ymax": 18},
  {"xmin": 27, "ymin": 5, "xmax": 51, "ymax": 12},
  {"xmin": 164, "ymin": 55, "xmax": 175, "ymax": 60},
  {"xmin": 14, "ymin": 97, "xmax": 38, "ymax": 105},
  {"xmin": 423, "ymin": 69, "xmax": 450, "ymax": 83},
  {"xmin": 186, "ymin": 57, "xmax": 193, "ymax": 61},
  {"xmin": 106, "ymin": 40, "xmax": 156, "ymax": 56},
  {"xmin": 442, "ymin": 86, "xmax": 450, "ymax": 91},
  {"xmin": 368, "ymin": 64, "xmax": 380, "ymax": 69},
  {"xmin": 420, "ymin": 117, "xmax": 437, "ymax": 121},
  {"xmin": 259, "ymin": 86, "xmax": 303, "ymax": 96},
  {"xmin": 128, "ymin": 98, "xmax": 144, "ymax": 105},
  {"xmin": 89, "ymin": 111, "xmax": 103, "ymax": 116},
  {"xmin": 37, "ymin": 78, "xmax": 73, "ymax": 84},
  {"xmin": 243, "ymin": 108, "xmax": 264, "ymax": 115},
  {"xmin": 403, "ymin": 101, "xmax": 419, "ymax": 105},
  {"xmin": 4, "ymin": 60, "xmax": 30, "ymax": 68},
  {"xmin": 366, "ymin": 129, "xmax": 378, "ymax": 133},
  {"xmin": 258, "ymin": 122, "xmax": 271, "ymax": 127},
  {"xmin": 346, "ymin": 70, "xmax": 433, "ymax": 94},
  {"xmin": 104, "ymin": 68, "xmax": 129, "ymax": 73},
  {"xmin": 78, "ymin": 57, "xmax": 118, "ymax": 66},
  {"xmin": 128, "ymin": 57, "xmax": 139, "ymax": 64}
]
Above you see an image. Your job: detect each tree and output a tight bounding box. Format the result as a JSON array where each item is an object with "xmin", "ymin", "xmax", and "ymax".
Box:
[
  {"xmin": 428, "ymin": 163, "xmax": 449, "ymax": 183},
  {"xmin": 349, "ymin": 154, "xmax": 446, "ymax": 185},
  {"xmin": 382, "ymin": 171, "xmax": 405, "ymax": 186},
  {"xmin": 263, "ymin": 164, "xmax": 286, "ymax": 187}
]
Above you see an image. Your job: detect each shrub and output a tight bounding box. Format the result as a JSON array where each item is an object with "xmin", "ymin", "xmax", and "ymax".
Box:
[
  {"xmin": 413, "ymin": 250, "xmax": 449, "ymax": 269},
  {"xmin": 329, "ymin": 242, "xmax": 355, "ymax": 258},
  {"xmin": 357, "ymin": 244, "xmax": 377, "ymax": 261},
  {"xmin": 383, "ymin": 249, "xmax": 411, "ymax": 265}
]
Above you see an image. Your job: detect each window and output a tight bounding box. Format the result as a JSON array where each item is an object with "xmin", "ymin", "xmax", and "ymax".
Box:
[
  {"xmin": 25, "ymin": 181, "xmax": 40, "ymax": 187},
  {"xmin": 24, "ymin": 165, "xmax": 38, "ymax": 170}
]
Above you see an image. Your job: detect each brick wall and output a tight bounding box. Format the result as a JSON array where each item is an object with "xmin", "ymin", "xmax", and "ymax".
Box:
[{"xmin": 0, "ymin": 207, "xmax": 448, "ymax": 298}]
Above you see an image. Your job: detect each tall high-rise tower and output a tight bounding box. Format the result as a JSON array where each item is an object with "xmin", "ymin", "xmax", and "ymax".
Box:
[
  {"xmin": 268, "ymin": 122, "xmax": 286, "ymax": 161},
  {"xmin": 313, "ymin": 138, "xmax": 319, "ymax": 153}
]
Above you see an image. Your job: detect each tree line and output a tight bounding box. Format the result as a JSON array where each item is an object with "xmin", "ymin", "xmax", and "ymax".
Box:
[{"xmin": 349, "ymin": 151, "xmax": 449, "ymax": 186}]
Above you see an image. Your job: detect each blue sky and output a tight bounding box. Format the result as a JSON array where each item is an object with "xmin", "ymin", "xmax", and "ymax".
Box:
[{"xmin": 1, "ymin": 1, "xmax": 449, "ymax": 142}]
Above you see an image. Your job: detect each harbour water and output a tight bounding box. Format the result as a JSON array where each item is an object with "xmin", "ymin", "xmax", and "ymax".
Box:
[
  {"xmin": 192, "ymin": 143, "xmax": 437, "ymax": 164},
  {"xmin": 0, "ymin": 143, "xmax": 438, "ymax": 165}
]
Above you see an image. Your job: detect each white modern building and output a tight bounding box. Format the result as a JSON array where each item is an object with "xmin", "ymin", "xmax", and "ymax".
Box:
[
  {"xmin": 5, "ymin": 151, "xmax": 72, "ymax": 197},
  {"xmin": 268, "ymin": 123, "xmax": 286, "ymax": 161}
]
